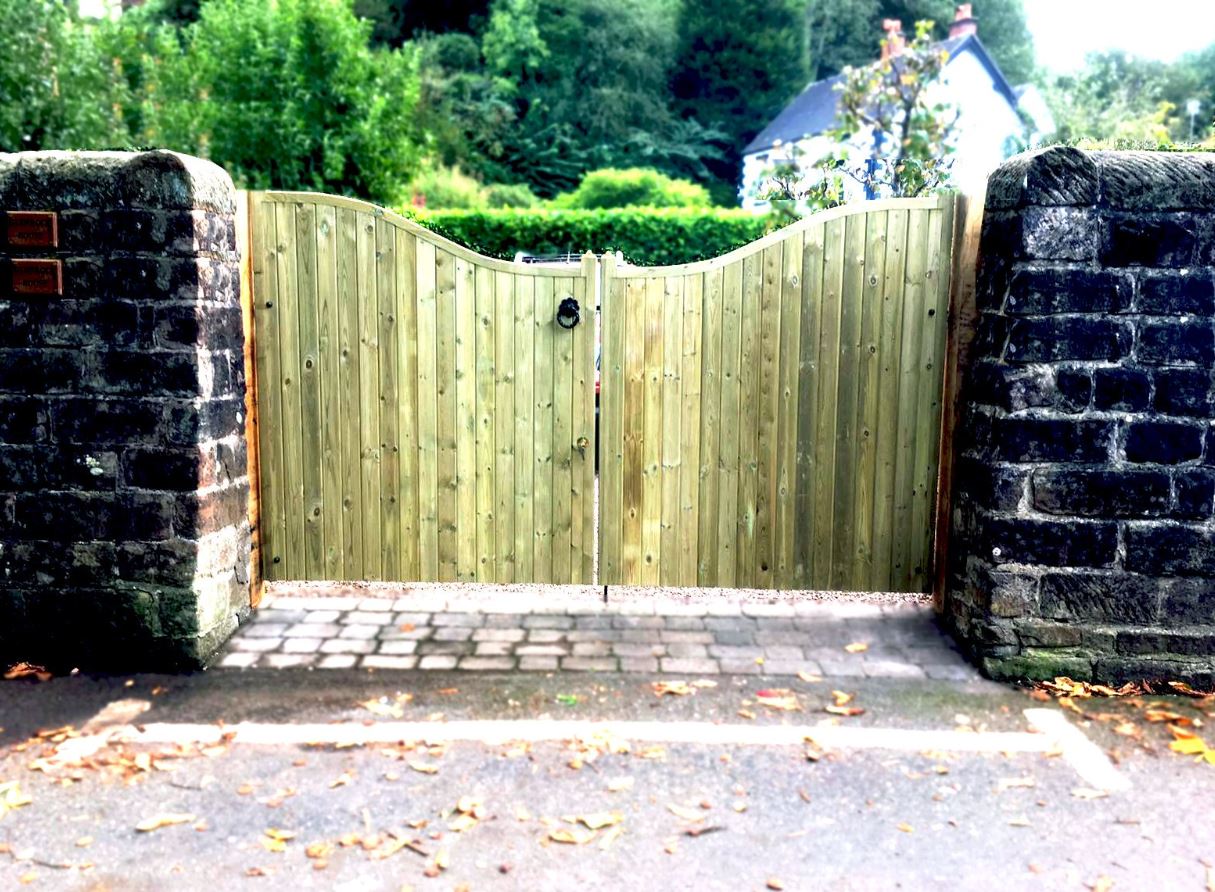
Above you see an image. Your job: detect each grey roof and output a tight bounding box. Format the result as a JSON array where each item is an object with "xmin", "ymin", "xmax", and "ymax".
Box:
[{"xmin": 744, "ymin": 34, "xmax": 1019, "ymax": 155}]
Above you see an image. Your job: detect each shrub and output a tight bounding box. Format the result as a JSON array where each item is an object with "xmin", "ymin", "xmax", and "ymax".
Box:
[
  {"xmin": 405, "ymin": 164, "xmax": 487, "ymax": 209},
  {"xmin": 553, "ymin": 168, "xmax": 712, "ymax": 210},
  {"xmin": 414, "ymin": 208, "xmax": 770, "ymax": 266},
  {"xmin": 485, "ymin": 182, "xmax": 541, "ymax": 209}
]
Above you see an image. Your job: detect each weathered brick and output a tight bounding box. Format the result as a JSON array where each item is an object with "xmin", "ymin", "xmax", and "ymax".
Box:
[
  {"xmin": 1005, "ymin": 268, "xmax": 1131, "ymax": 315},
  {"xmin": 1092, "ymin": 367, "xmax": 1151, "ymax": 412},
  {"xmin": 1124, "ymin": 420, "xmax": 1204, "ymax": 464},
  {"xmin": 1021, "ymin": 206, "xmax": 1100, "ymax": 260},
  {"xmin": 1038, "ymin": 572, "xmax": 1160, "ymax": 623},
  {"xmin": 1030, "ymin": 468, "xmax": 1171, "ymax": 517},
  {"xmin": 982, "ymin": 517, "xmax": 1117, "ymax": 568},
  {"xmin": 1124, "ymin": 523, "xmax": 1215, "ymax": 575},
  {"xmin": 1006, "ymin": 317, "xmax": 1130, "ymax": 362},
  {"xmin": 1137, "ymin": 320, "xmax": 1215, "ymax": 366},
  {"xmin": 987, "ymin": 417, "xmax": 1113, "ymax": 463},
  {"xmin": 1102, "ymin": 214, "xmax": 1197, "ymax": 267},
  {"xmin": 1137, "ymin": 271, "xmax": 1215, "ymax": 315},
  {"xmin": 1174, "ymin": 469, "xmax": 1215, "ymax": 519}
]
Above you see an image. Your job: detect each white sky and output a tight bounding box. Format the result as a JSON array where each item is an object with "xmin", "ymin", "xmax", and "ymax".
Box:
[{"xmin": 1025, "ymin": 0, "xmax": 1215, "ymax": 71}]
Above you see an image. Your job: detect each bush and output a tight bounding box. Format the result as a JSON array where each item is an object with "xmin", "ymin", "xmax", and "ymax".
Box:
[
  {"xmin": 406, "ymin": 164, "xmax": 487, "ymax": 209},
  {"xmin": 414, "ymin": 208, "xmax": 770, "ymax": 266},
  {"xmin": 485, "ymin": 182, "xmax": 541, "ymax": 209},
  {"xmin": 553, "ymin": 168, "xmax": 712, "ymax": 209}
]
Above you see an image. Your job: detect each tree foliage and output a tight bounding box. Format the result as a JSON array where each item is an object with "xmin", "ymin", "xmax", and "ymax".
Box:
[{"xmin": 552, "ymin": 169, "xmax": 711, "ymax": 210}]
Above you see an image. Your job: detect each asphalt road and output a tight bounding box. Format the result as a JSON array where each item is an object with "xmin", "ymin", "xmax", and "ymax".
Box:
[{"xmin": 0, "ymin": 669, "xmax": 1212, "ymax": 891}]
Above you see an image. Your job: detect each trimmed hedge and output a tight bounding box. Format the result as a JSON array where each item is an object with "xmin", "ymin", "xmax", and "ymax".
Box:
[{"xmin": 413, "ymin": 208, "xmax": 772, "ymax": 266}]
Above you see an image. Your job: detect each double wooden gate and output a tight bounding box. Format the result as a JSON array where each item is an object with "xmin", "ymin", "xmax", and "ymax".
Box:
[{"xmin": 248, "ymin": 192, "xmax": 956, "ymax": 592}]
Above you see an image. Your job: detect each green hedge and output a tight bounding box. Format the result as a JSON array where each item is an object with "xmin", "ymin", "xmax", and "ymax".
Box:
[{"xmin": 413, "ymin": 208, "xmax": 772, "ymax": 266}]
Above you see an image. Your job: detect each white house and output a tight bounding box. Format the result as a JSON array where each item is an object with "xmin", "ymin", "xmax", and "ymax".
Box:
[{"xmin": 740, "ymin": 4, "xmax": 1055, "ymax": 209}]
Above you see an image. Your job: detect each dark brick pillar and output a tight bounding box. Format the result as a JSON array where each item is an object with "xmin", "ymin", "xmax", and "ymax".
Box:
[
  {"xmin": 0, "ymin": 151, "xmax": 251, "ymax": 671},
  {"xmin": 946, "ymin": 147, "xmax": 1215, "ymax": 685}
]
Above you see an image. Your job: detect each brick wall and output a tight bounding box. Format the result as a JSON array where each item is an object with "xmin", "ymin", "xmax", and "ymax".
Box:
[
  {"xmin": 0, "ymin": 151, "xmax": 251, "ymax": 671},
  {"xmin": 947, "ymin": 147, "xmax": 1215, "ymax": 685}
]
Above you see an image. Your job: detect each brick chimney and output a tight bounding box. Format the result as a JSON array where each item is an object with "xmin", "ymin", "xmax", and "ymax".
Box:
[
  {"xmin": 949, "ymin": 3, "xmax": 978, "ymax": 39},
  {"xmin": 880, "ymin": 19, "xmax": 905, "ymax": 61}
]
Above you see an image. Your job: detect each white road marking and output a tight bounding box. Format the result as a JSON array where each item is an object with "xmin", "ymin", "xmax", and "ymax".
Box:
[{"xmin": 1024, "ymin": 707, "xmax": 1131, "ymax": 792}]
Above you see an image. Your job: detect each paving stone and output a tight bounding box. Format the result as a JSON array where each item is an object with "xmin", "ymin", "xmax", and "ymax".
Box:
[
  {"xmin": 717, "ymin": 659, "xmax": 763, "ymax": 675},
  {"xmin": 618, "ymin": 630, "xmax": 663, "ymax": 643},
  {"xmin": 255, "ymin": 610, "xmax": 308, "ymax": 624},
  {"xmin": 741, "ymin": 603, "xmax": 796, "ymax": 618},
  {"xmin": 244, "ymin": 623, "xmax": 289, "ymax": 638},
  {"xmin": 515, "ymin": 644, "xmax": 569, "ymax": 657},
  {"xmin": 817, "ymin": 660, "xmax": 868, "ymax": 678},
  {"xmin": 317, "ymin": 654, "xmax": 359, "ymax": 669},
  {"xmin": 567, "ymin": 630, "xmax": 623, "ymax": 643},
  {"xmin": 754, "ymin": 631, "xmax": 807, "ymax": 646},
  {"xmin": 660, "ymin": 630, "xmax": 714, "ymax": 644},
  {"xmin": 830, "ymin": 603, "xmax": 884, "ymax": 618},
  {"xmin": 363, "ymin": 655, "xmax": 419, "ymax": 670},
  {"xmin": 218, "ymin": 652, "xmax": 258, "ymax": 668},
  {"xmin": 612, "ymin": 642, "xmax": 666, "ymax": 657},
  {"xmin": 479, "ymin": 599, "xmax": 538, "ymax": 615},
  {"xmin": 712, "ymin": 630, "xmax": 757, "ymax": 647},
  {"xmin": 561, "ymin": 657, "xmax": 619, "ymax": 671},
  {"xmin": 613, "ymin": 602, "xmax": 656, "ymax": 616},
  {"xmin": 572, "ymin": 641, "xmax": 613, "ymax": 657},
  {"xmin": 662, "ymin": 617, "xmax": 706, "ymax": 630},
  {"xmin": 379, "ymin": 625, "xmax": 434, "ymax": 641},
  {"xmin": 666, "ymin": 643, "xmax": 709, "ymax": 658},
  {"xmin": 862, "ymin": 660, "xmax": 927, "ymax": 679},
  {"xmin": 483, "ymin": 614, "xmax": 529, "ymax": 628},
  {"xmin": 575, "ymin": 616, "xmax": 615, "ymax": 630},
  {"xmin": 660, "ymin": 657, "xmax": 720, "ymax": 674},
  {"xmin": 263, "ymin": 654, "xmax": 317, "ymax": 668},
  {"xmin": 342, "ymin": 611, "xmax": 391, "ymax": 625},
  {"xmin": 275, "ymin": 597, "xmax": 351, "ymax": 611},
  {"xmin": 619, "ymin": 657, "xmax": 660, "ymax": 672},
  {"xmin": 418, "ymin": 655, "xmax": 458, "ymax": 670},
  {"xmin": 391, "ymin": 595, "xmax": 448, "ymax": 612},
  {"xmin": 709, "ymin": 644, "xmax": 765, "ymax": 659},
  {"xmin": 393, "ymin": 612, "xmax": 433, "ymax": 626},
  {"xmin": 433, "ymin": 627, "xmax": 474, "ymax": 642},
  {"xmin": 473, "ymin": 628, "xmax": 526, "ymax": 642},
  {"xmin": 704, "ymin": 601, "xmax": 747, "ymax": 616},
  {"xmin": 925, "ymin": 664, "xmax": 979, "ymax": 680},
  {"xmin": 379, "ymin": 640, "xmax": 420, "ymax": 656},
  {"xmin": 339, "ymin": 624, "xmax": 382, "ymax": 640},
  {"xmin": 652, "ymin": 604, "xmax": 709, "ymax": 617},
  {"xmin": 758, "ymin": 659, "xmax": 818, "ymax": 676},
  {"xmin": 281, "ymin": 638, "xmax": 322, "ymax": 654},
  {"xmin": 433, "ymin": 613, "xmax": 484, "ymax": 627},
  {"xmin": 613, "ymin": 616, "xmax": 665, "ymax": 630},
  {"xmin": 459, "ymin": 656, "xmax": 516, "ymax": 671},
  {"xmin": 522, "ymin": 615, "xmax": 575, "ymax": 630},
  {"xmin": 357, "ymin": 599, "xmax": 395, "ymax": 611},
  {"xmin": 285, "ymin": 622, "xmax": 341, "ymax": 638},
  {"xmin": 304, "ymin": 610, "xmax": 343, "ymax": 623},
  {"xmin": 755, "ymin": 617, "xmax": 801, "ymax": 630},
  {"xmin": 474, "ymin": 642, "xmax": 514, "ymax": 657},
  {"xmin": 230, "ymin": 637, "xmax": 282, "ymax": 652},
  {"xmin": 705, "ymin": 617, "xmax": 757, "ymax": 632},
  {"xmin": 527, "ymin": 629, "xmax": 566, "ymax": 643},
  {"xmin": 763, "ymin": 646, "xmax": 806, "ymax": 660},
  {"xmin": 417, "ymin": 641, "xmax": 470, "ymax": 656},
  {"xmin": 320, "ymin": 639, "xmax": 376, "ymax": 655},
  {"xmin": 519, "ymin": 657, "xmax": 559, "ymax": 671}
]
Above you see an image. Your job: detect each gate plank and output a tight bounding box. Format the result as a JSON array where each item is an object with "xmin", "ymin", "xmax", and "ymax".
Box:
[
  {"xmin": 830, "ymin": 214, "xmax": 866, "ymax": 590},
  {"xmin": 454, "ymin": 258, "xmax": 478, "ymax": 581},
  {"xmin": 435, "ymin": 249, "xmax": 458, "ymax": 582},
  {"xmin": 621, "ymin": 276, "xmax": 647, "ymax": 585},
  {"xmin": 273, "ymin": 201, "xmax": 305, "ymax": 578},
  {"xmin": 356, "ymin": 213, "xmax": 383, "ymax": 579},
  {"xmin": 812, "ymin": 217, "xmax": 847, "ymax": 584},
  {"xmin": 735, "ymin": 252, "xmax": 763, "ymax": 588},
  {"xmin": 513, "ymin": 276, "xmax": 536, "ymax": 582},
  {"xmin": 794, "ymin": 223, "xmax": 826, "ymax": 586},
  {"xmin": 493, "ymin": 270, "xmax": 516, "ymax": 582},
  {"xmin": 532, "ymin": 276, "xmax": 555, "ymax": 582},
  {"xmin": 377, "ymin": 219, "xmax": 401, "ymax": 580},
  {"xmin": 640, "ymin": 276, "xmax": 665, "ymax": 586},
  {"xmin": 575, "ymin": 254, "xmax": 596, "ymax": 584},
  {"xmin": 415, "ymin": 240, "xmax": 439, "ymax": 580},
  {"xmin": 396, "ymin": 229, "xmax": 420, "ymax": 581},
  {"xmin": 475, "ymin": 265, "xmax": 497, "ymax": 582},
  {"xmin": 600, "ymin": 256, "xmax": 626, "ymax": 585},
  {"xmin": 716, "ymin": 260, "xmax": 744, "ymax": 589},
  {"xmin": 551, "ymin": 276, "xmax": 574, "ymax": 584},
  {"xmin": 316, "ymin": 205, "xmax": 343, "ymax": 579},
  {"xmin": 294, "ymin": 203, "xmax": 324, "ymax": 578},
  {"xmin": 659, "ymin": 274, "xmax": 683, "ymax": 587},
  {"xmin": 696, "ymin": 267, "xmax": 724, "ymax": 586},
  {"xmin": 251, "ymin": 195, "xmax": 286, "ymax": 579},
  {"xmin": 337, "ymin": 207, "xmax": 363, "ymax": 578},
  {"xmin": 678, "ymin": 272, "xmax": 703, "ymax": 587},
  {"xmin": 754, "ymin": 242, "xmax": 783, "ymax": 588},
  {"xmin": 775, "ymin": 231, "xmax": 803, "ymax": 589}
]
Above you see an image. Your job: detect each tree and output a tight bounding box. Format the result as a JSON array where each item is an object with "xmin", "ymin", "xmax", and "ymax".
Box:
[
  {"xmin": 140, "ymin": 0, "xmax": 423, "ymax": 203},
  {"xmin": 0, "ymin": 0, "xmax": 130, "ymax": 152}
]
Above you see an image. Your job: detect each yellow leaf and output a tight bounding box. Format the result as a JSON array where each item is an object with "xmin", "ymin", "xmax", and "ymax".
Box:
[
  {"xmin": 844, "ymin": 642, "xmax": 869, "ymax": 653},
  {"xmin": 797, "ymin": 671, "xmax": 822, "ymax": 683},
  {"xmin": 1091, "ymin": 876, "xmax": 1114, "ymax": 892},
  {"xmin": 549, "ymin": 827, "xmax": 596, "ymax": 845},
  {"xmin": 831, "ymin": 690, "xmax": 854, "ymax": 706},
  {"xmin": 666, "ymin": 804, "xmax": 705, "ymax": 823},
  {"xmin": 448, "ymin": 813, "xmax": 477, "ymax": 833},
  {"xmin": 263, "ymin": 828, "xmax": 296, "ymax": 842},
  {"xmin": 897, "ymin": 823, "xmax": 913, "ymax": 833},
  {"xmin": 329, "ymin": 772, "xmax": 353, "ymax": 788},
  {"xmin": 1169, "ymin": 737, "xmax": 1208, "ymax": 756},
  {"xmin": 756, "ymin": 689, "xmax": 800, "ymax": 711},
  {"xmin": 767, "ymin": 878, "xmax": 785, "ymax": 890},
  {"xmin": 598, "ymin": 825, "xmax": 624, "ymax": 850},
  {"xmin": 0, "ymin": 781, "xmax": 33, "ymax": 818},
  {"xmin": 408, "ymin": 760, "xmax": 439, "ymax": 775},
  {"xmin": 135, "ymin": 813, "xmax": 196, "ymax": 832},
  {"xmin": 305, "ymin": 842, "xmax": 333, "ymax": 859},
  {"xmin": 652, "ymin": 681, "xmax": 693, "ymax": 697},
  {"xmin": 824, "ymin": 705, "xmax": 865, "ymax": 717},
  {"xmin": 75, "ymin": 836, "xmax": 93, "ymax": 848},
  {"xmin": 607, "ymin": 777, "xmax": 634, "ymax": 793},
  {"xmin": 434, "ymin": 848, "xmax": 450, "ymax": 869},
  {"xmin": 579, "ymin": 812, "xmax": 622, "ymax": 830}
]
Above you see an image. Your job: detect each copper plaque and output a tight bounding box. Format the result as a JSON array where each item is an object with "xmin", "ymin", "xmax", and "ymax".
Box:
[
  {"xmin": 5, "ymin": 211, "xmax": 59, "ymax": 249},
  {"xmin": 9, "ymin": 259, "xmax": 63, "ymax": 295}
]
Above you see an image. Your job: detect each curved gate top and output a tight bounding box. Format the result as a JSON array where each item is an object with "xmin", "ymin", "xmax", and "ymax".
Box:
[{"xmin": 247, "ymin": 192, "xmax": 957, "ymax": 593}]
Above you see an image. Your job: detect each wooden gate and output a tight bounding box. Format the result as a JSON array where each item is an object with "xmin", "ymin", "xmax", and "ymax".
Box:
[
  {"xmin": 249, "ymin": 192, "xmax": 596, "ymax": 584},
  {"xmin": 598, "ymin": 195, "xmax": 957, "ymax": 592}
]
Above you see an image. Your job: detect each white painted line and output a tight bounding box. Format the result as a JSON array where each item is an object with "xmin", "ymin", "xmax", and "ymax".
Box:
[
  {"xmin": 1023, "ymin": 708, "xmax": 1131, "ymax": 793},
  {"xmin": 109, "ymin": 718, "xmax": 1055, "ymax": 754}
]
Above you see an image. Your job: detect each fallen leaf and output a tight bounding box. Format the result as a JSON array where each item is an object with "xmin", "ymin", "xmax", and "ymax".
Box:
[
  {"xmin": 245, "ymin": 867, "xmax": 268, "ymax": 877},
  {"xmin": 1091, "ymin": 876, "xmax": 1114, "ymax": 892},
  {"xmin": 652, "ymin": 681, "xmax": 693, "ymax": 697},
  {"xmin": 797, "ymin": 671, "xmax": 822, "ymax": 683},
  {"xmin": 767, "ymin": 878, "xmax": 785, "ymax": 890},
  {"xmin": 408, "ymin": 760, "xmax": 440, "ymax": 775},
  {"xmin": 448, "ymin": 813, "xmax": 477, "ymax": 833},
  {"xmin": 1008, "ymin": 817, "xmax": 1032, "ymax": 827},
  {"xmin": 305, "ymin": 842, "xmax": 333, "ymax": 860},
  {"xmin": 598, "ymin": 825, "xmax": 624, "ymax": 849},
  {"xmin": 0, "ymin": 781, "xmax": 33, "ymax": 818},
  {"xmin": 135, "ymin": 813, "xmax": 196, "ymax": 832},
  {"xmin": 824, "ymin": 704, "xmax": 865, "ymax": 717},
  {"xmin": 844, "ymin": 642, "xmax": 869, "ymax": 653},
  {"xmin": 329, "ymin": 772, "xmax": 353, "ymax": 788},
  {"xmin": 549, "ymin": 827, "xmax": 596, "ymax": 845},
  {"xmin": 756, "ymin": 689, "xmax": 800, "ymax": 711},
  {"xmin": 1169, "ymin": 736, "xmax": 1208, "ymax": 756},
  {"xmin": 1070, "ymin": 788, "xmax": 1109, "ymax": 800},
  {"xmin": 75, "ymin": 836, "xmax": 93, "ymax": 848},
  {"xmin": 579, "ymin": 812, "xmax": 623, "ymax": 830},
  {"xmin": 666, "ymin": 804, "xmax": 706, "ymax": 823},
  {"xmin": 896, "ymin": 823, "xmax": 913, "ymax": 833},
  {"xmin": 997, "ymin": 777, "xmax": 1036, "ymax": 792},
  {"xmin": 4, "ymin": 663, "xmax": 52, "ymax": 682},
  {"xmin": 607, "ymin": 777, "xmax": 634, "ymax": 793}
]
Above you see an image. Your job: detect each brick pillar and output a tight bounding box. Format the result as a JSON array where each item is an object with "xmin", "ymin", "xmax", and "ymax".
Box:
[
  {"xmin": 946, "ymin": 147, "xmax": 1215, "ymax": 686},
  {"xmin": 0, "ymin": 151, "xmax": 250, "ymax": 671}
]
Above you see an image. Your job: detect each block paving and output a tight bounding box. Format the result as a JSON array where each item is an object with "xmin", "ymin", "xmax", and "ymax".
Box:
[{"xmin": 218, "ymin": 593, "xmax": 977, "ymax": 680}]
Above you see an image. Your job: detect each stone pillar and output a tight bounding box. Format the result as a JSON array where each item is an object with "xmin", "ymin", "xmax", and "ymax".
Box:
[
  {"xmin": 0, "ymin": 151, "xmax": 251, "ymax": 671},
  {"xmin": 946, "ymin": 147, "xmax": 1215, "ymax": 685}
]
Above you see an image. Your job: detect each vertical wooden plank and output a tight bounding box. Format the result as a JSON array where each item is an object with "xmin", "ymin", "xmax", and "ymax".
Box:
[
  {"xmin": 716, "ymin": 260, "xmax": 744, "ymax": 589},
  {"xmin": 775, "ymin": 230, "xmax": 803, "ymax": 589},
  {"xmin": 377, "ymin": 219, "xmax": 400, "ymax": 580},
  {"xmin": 794, "ymin": 223, "xmax": 826, "ymax": 587},
  {"xmin": 454, "ymin": 257, "xmax": 477, "ymax": 581},
  {"xmin": 910, "ymin": 201, "xmax": 956, "ymax": 592},
  {"xmin": 871, "ymin": 209, "xmax": 910, "ymax": 591},
  {"xmin": 620, "ymin": 276, "xmax": 647, "ymax": 585},
  {"xmin": 237, "ymin": 193, "xmax": 264, "ymax": 603},
  {"xmin": 658, "ymin": 274, "xmax": 683, "ymax": 587},
  {"xmin": 934, "ymin": 193, "xmax": 982, "ymax": 610},
  {"xmin": 600, "ymin": 256, "xmax": 627, "ymax": 585},
  {"xmin": 435, "ymin": 249, "xmax": 458, "ymax": 581},
  {"xmin": 735, "ymin": 252, "xmax": 763, "ymax": 587},
  {"xmin": 356, "ymin": 213, "xmax": 382, "ymax": 579},
  {"xmin": 474, "ymin": 264, "xmax": 497, "ymax": 582},
  {"xmin": 396, "ymin": 229, "xmax": 420, "ymax": 581},
  {"xmin": 678, "ymin": 272, "xmax": 703, "ymax": 587},
  {"xmin": 851, "ymin": 210, "xmax": 888, "ymax": 590},
  {"xmin": 640, "ymin": 276, "xmax": 665, "ymax": 586},
  {"xmin": 249, "ymin": 193, "xmax": 282, "ymax": 586},
  {"xmin": 575, "ymin": 253, "xmax": 597, "ymax": 583},
  {"xmin": 532, "ymin": 276, "xmax": 555, "ymax": 582},
  {"xmin": 415, "ymin": 240, "xmax": 440, "ymax": 580},
  {"xmin": 295, "ymin": 203, "xmax": 324, "ymax": 578},
  {"xmin": 316, "ymin": 204, "xmax": 343, "ymax": 580},
  {"xmin": 829, "ymin": 213, "xmax": 866, "ymax": 590},
  {"xmin": 551, "ymin": 276, "xmax": 574, "ymax": 584},
  {"xmin": 811, "ymin": 217, "xmax": 846, "ymax": 585},
  {"xmin": 892, "ymin": 211, "xmax": 931, "ymax": 589},
  {"xmin": 493, "ymin": 270, "xmax": 517, "ymax": 582},
  {"xmin": 336, "ymin": 207, "xmax": 363, "ymax": 578},
  {"xmin": 754, "ymin": 242, "xmax": 783, "ymax": 589},
  {"xmin": 696, "ymin": 267, "xmax": 724, "ymax": 586},
  {"xmin": 273, "ymin": 201, "xmax": 305, "ymax": 578},
  {"xmin": 513, "ymin": 275, "xmax": 536, "ymax": 582}
]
